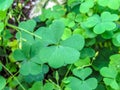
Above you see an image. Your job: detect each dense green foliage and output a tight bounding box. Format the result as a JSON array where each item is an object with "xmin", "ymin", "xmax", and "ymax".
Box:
[{"xmin": 1, "ymin": 0, "xmax": 120, "ymax": 90}]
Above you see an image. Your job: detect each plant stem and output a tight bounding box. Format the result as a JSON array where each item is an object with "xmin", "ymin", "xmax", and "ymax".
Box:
[
  {"xmin": 7, "ymin": 23, "xmax": 42, "ymax": 39},
  {"xmin": 60, "ymin": 64, "xmax": 73, "ymax": 88},
  {"xmin": 0, "ymin": 62, "xmax": 26, "ymax": 90}
]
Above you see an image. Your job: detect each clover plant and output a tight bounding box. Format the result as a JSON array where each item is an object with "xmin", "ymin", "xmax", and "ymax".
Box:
[{"xmin": 1, "ymin": 0, "xmax": 120, "ymax": 90}]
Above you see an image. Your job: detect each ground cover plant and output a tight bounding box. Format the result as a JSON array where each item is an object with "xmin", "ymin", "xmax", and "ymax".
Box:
[{"xmin": 1, "ymin": 0, "xmax": 120, "ymax": 90}]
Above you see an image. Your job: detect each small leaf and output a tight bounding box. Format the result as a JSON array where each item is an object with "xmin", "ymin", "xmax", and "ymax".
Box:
[
  {"xmin": 29, "ymin": 81, "xmax": 43, "ymax": 90},
  {"xmin": 72, "ymin": 67, "xmax": 92, "ymax": 80},
  {"xmin": 100, "ymin": 67, "xmax": 117, "ymax": 78},
  {"xmin": 43, "ymin": 82, "xmax": 54, "ymax": 90},
  {"xmin": 0, "ymin": 76, "xmax": 6, "ymax": 90},
  {"xmin": 109, "ymin": 54, "xmax": 120, "ymax": 72},
  {"xmin": 0, "ymin": 22, "xmax": 4, "ymax": 33}
]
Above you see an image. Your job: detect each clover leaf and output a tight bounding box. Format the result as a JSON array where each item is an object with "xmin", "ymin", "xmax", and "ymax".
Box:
[
  {"xmin": 83, "ymin": 11, "xmax": 119, "ymax": 34},
  {"xmin": 100, "ymin": 67, "xmax": 119, "ymax": 89},
  {"xmin": 16, "ymin": 19, "xmax": 37, "ymax": 44},
  {"xmin": 79, "ymin": 0, "xmax": 94, "ymax": 13},
  {"xmin": 66, "ymin": 68, "xmax": 98, "ymax": 90},
  {"xmin": 109, "ymin": 54, "xmax": 120, "ymax": 72},
  {"xmin": 13, "ymin": 42, "xmax": 44, "ymax": 75},
  {"xmin": 112, "ymin": 32, "xmax": 120, "ymax": 47},
  {"xmin": 72, "ymin": 67, "xmax": 92, "ymax": 80},
  {"xmin": 98, "ymin": 0, "xmax": 120, "ymax": 10},
  {"xmin": 0, "ymin": 22, "xmax": 4, "ymax": 33},
  {"xmin": 0, "ymin": 76, "xmax": 6, "ymax": 90}
]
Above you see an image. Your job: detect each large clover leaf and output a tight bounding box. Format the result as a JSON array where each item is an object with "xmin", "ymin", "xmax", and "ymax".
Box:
[
  {"xmin": 83, "ymin": 11, "xmax": 119, "ymax": 34},
  {"xmin": 66, "ymin": 67, "xmax": 98, "ymax": 90},
  {"xmin": 98, "ymin": 0, "xmax": 120, "ymax": 10},
  {"xmin": 36, "ymin": 20, "xmax": 85, "ymax": 68}
]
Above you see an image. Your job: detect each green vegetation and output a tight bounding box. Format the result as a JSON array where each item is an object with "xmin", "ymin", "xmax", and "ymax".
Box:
[{"xmin": 1, "ymin": 0, "xmax": 120, "ymax": 90}]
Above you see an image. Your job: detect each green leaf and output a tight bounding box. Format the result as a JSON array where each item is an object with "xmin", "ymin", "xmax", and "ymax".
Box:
[
  {"xmin": 109, "ymin": 54, "xmax": 120, "ymax": 72},
  {"xmin": 16, "ymin": 20, "xmax": 36, "ymax": 44},
  {"xmin": 62, "ymin": 28, "xmax": 72, "ymax": 40},
  {"xmin": 101, "ymin": 12, "xmax": 119, "ymax": 21},
  {"xmin": 112, "ymin": 33, "xmax": 120, "ymax": 47},
  {"xmin": 72, "ymin": 67, "xmax": 92, "ymax": 80},
  {"xmin": 29, "ymin": 81, "xmax": 43, "ymax": 90},
  {"xmin": 39, "ymin": 46, "xmax": 80, "ymax": 68},
  {"xmin": 0, "ymin": 0, "xmax": 13, "ymax": 11},
  {"xmin": 103, "ymin": 78, "xmax": 119, "ymax": 90},
  {"xmin": 43, "ymin": 82, "xmax": 54, "ymax": 90},
  {"xmin": 83, "ymin": 15, "xmax": 100, "ymax": 28},
  {"xmin": 0, "ymin": 22, "xmax": 4, "ymax": 33},
  {"xmin": 20, "ymin": 61, "xmax": 42, "ymax": 75},
  {"xmin": 74, "ymin": 57, "xmax": 90, "ymax": 67},
  {"xmin": 13, "ymin": 49, "xmax": 26, "ymax": 61},
  {"xmin": 61, "ymin": 34, "xmax": 85, "ymax": 50},
  {"xmin": 0, "ymin": 76, "xmax": 6, "ymax": 90},
  {"xmin": 66, "ymin": 76, "xmax": 97, "ymax": 90},
  {"xmin": 80, "ymin": 0, "xmax": 94, "ymax": 13},
  {"xmin": 49, "ymin": 20, "xmax": 65, "ymax": 42},
  {"xmin": 0, "ymin": 10, "xmax": 6, "ymax": 20},
  {"xmin": 100, "ymin": 67, "xmax": 117, "ymax": 78},
  {"xmin": 98, "ymin": 0, "xmax": 120, "ymax": 10}
]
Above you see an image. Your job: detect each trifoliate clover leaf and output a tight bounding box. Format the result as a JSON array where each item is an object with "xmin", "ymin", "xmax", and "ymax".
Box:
[
  {"xmin": 72, "ymin": 67, "xmax": 92, "ymax": 80},
  {"xmin": 36, "ymin": 20, "xmax": 85, "ymax": 68},
  {"xmin": 0, "ymin": 76, "xmax": 6, "ymax": 90},
  {"xmin": 109, "ymin": 54, "xmax": 120, "ymax": 72},
  {"xmin": 0, "ymin": 0, "xmax": 13, "ymax": 11},
  {"xmin": 83, "ymin": 11, "xmax": 119, "ymax": 34},
  {"xmin": 98, "ymin": 0, "xmax": 120, "ymax": 10},
  {"xmin": 80, "ymin": 0, "xmax": 94, "ymax": 13}
]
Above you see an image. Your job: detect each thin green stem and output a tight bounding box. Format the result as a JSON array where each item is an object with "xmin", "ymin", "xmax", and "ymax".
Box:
[
  {"xmin": 7, "ymin": 23, "xmax": 42, "ymax": 39},
  {"xmin": 0, "ymin": 62, "xmax": 26, "ymax": 90},
  {"xmin": 60, "ymin": 64, "xmax": 73, "ymax": 88}
]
